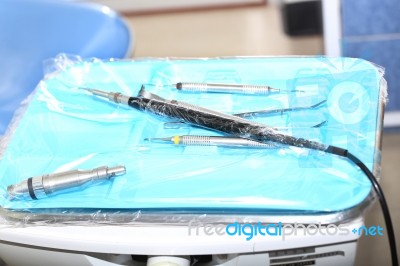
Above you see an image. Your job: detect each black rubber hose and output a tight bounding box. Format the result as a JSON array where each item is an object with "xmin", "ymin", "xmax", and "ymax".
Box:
[{"xmin": 326, "ymin": 146, "xmax": 398, "ymax": 266}]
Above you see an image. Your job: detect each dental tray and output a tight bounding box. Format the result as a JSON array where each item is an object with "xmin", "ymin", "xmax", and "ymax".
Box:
[{"xmin": 0, "ymin": 56, "xmax": 385, "ymax": 218}]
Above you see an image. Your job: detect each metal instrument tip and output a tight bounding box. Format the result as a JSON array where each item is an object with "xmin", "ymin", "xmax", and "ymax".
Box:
[
  {"xmin": 85, "ymin": 88, "xmax": 110, "ymax": 98},
  {"xmin": 144, "ymin": 137, "xmax": 172, "ymax": 143},
  {"xmin": 107, "ymin": 165, "xmax": 126, "ymax": 176}
]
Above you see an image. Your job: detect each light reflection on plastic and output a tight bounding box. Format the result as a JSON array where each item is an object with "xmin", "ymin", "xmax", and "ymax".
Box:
[{"xmin": 101, "ymin": 6, "xmax": 111, "ymax": 15}]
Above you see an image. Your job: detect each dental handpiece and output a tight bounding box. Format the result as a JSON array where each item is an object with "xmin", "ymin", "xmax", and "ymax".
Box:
[
  {"xmin": 85, "ymin": 87, "xmax": 328, "ymax": 151},
  {"xmin": 145, "ymin": 135, "xmax": 277, "ymax": 148},
  {"xmin": 176, "ymin": 82, "xmax": 280, "ymax": 94},
  {"xmin": 7, "ymin": 165, "xmax": 126, "ymax": 200}
]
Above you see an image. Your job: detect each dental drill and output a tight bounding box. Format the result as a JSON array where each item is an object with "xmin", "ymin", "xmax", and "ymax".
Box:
[{"xmin": 7, "ymin": 165, "xmax": 126, "ymax": 200}]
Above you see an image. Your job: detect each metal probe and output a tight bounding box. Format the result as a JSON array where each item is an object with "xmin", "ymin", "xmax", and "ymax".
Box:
[
  {"xmin": 145, "ymin": 135, "xmax": 277, "ymax": 148},
  {"xmin": 162, "ymin": 100, "xmax": 327, "ymax": 129},
  {"xmin": 175, "ymin": 82, "xmax": 286, "ymax": 94},
  {"xmin": 234, "ymin": 100, "xmax": 326, "ymax": 118},
  {"xmin": 7, "ymin": 165, "xmax": 126, "ymax": 200},
  {"xmin": 163, "ymin": 120, "xmax": 326, "ymax": 130}
]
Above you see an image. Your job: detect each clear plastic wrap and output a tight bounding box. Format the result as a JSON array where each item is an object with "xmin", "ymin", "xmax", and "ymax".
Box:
[{"xmin": 0, "ymin": 55, "xmax": 386, "ymax": 226}]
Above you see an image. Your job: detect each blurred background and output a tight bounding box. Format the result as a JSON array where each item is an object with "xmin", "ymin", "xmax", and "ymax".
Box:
[{"xmin": 0, "ymin": 0, "xmax": 399, "ymax": 265}]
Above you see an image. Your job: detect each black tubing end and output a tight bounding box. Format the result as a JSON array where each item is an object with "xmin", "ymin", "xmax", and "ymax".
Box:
[
  {"xmin": 326, "ymin": 145, "xmax": 348, "ymax": 157},
  {"xmin": 176, "ymin": 82, "xmax": 182, "ymax": 90}
]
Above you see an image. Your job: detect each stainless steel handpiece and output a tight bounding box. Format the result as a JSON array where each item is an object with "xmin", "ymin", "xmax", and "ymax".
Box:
[{"xmin": 7, "ymin": 165, "xmax": 126, "ymax": 200}]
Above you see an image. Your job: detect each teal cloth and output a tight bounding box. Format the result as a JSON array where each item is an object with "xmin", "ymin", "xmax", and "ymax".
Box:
[{"xmin": 0, "ymin": 57, "xmax": 383, "ymax": 212}]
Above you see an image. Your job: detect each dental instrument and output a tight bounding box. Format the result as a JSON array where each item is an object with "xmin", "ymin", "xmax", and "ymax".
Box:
[
  {"xmin": 145, "ymin": 135, "xmax": 277, "ymax": 148},
  {"xmin": 175, "ymin": 82, "xmax": 281, "ymax": 94},
  {"xmin": 7, "ymin": 165, "xmax": 126, "ymax": 200}
]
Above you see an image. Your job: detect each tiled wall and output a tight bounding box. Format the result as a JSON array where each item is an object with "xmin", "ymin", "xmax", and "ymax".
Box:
[{"xmin": 342, "ymin": 0, "xmax": 400, "ymax": 111}]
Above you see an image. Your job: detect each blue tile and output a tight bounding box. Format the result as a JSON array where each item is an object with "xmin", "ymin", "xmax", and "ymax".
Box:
[
  {"xmin": 342, "ymin": 0, "xmax": 400, "ymax": 36},
  {"xmin": 343, "ymin": 39, "xmax": 400, "ymax": 111}
]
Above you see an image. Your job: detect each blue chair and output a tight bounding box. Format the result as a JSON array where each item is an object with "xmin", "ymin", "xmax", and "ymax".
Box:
[{"xmin": 0, "ymin": 0, "xmax": 132, "ymax": 134}]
